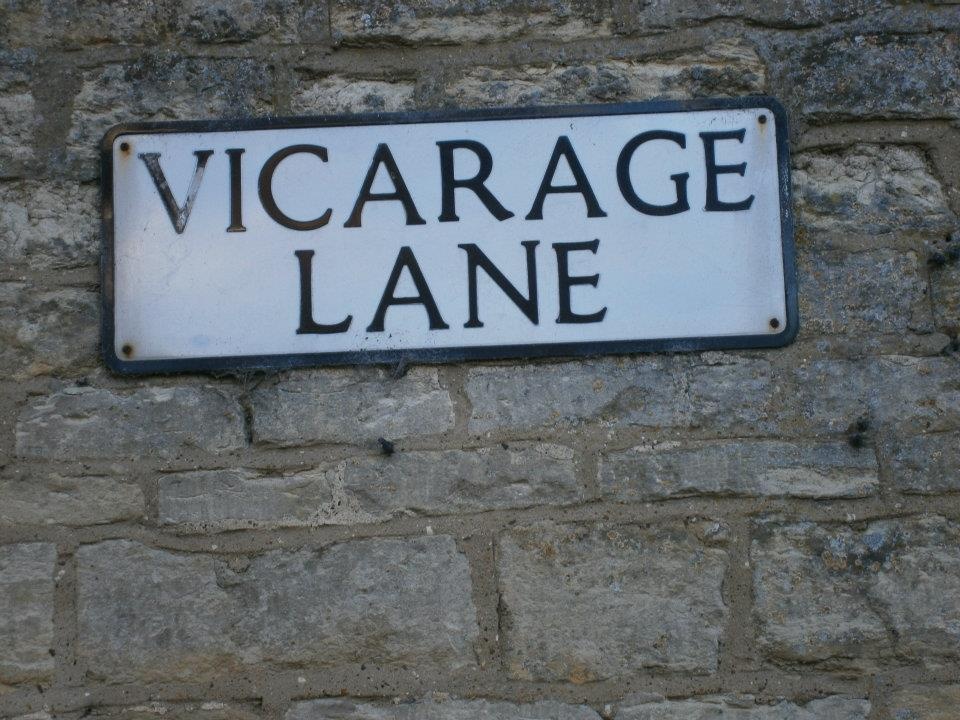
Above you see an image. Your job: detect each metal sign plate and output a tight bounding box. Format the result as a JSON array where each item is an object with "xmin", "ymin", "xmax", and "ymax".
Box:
[{"xmin": 101, "ymin": 97, "xmax": 796, "ymax": 374}]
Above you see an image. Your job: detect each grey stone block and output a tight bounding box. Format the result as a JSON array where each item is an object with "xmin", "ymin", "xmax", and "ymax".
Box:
[
  {"xmin": 332, "ymin": 0, "xmax": 617, "ymax": 45},
  {"xmin": 0, "ymin": 181, "xmax": 99, "ymax": 269},
  {"xmin": 497, "ymin": 521, "xmax": 728, "ymax": 681},
  {"xmin": 787, "ymin": 34, "xmax": 960, "ymax": 120},
  {"xmin": 888, "ymin": 432, "xmax": 960, "ymax": 494},
  {"xmin": 0, "ymin": 284, "xmax": 99, "ymax": 379},
  {"xmin": 444, "ymin": 41, "xmax": 765, "ymax": 107},
  {"xmin": 0, "ymin": 50, "xmax": 35, "ymax": 177},
  {"xmin": 177, "ymin": 0, "xmax": 328, "ymax": 44},
  {"xmin": 617, "ymin": 696, "xmax": 870, "ymax": 719},
  {"xmin": 600, "ymin": 440, "xmax": 877, "ymax": 500},
  {"xmin": 0, "ymin": 475, "xmax": 143, "ymax": 526},
  {"xmin": 0, "ymin": 543, "xmax": 56, "ymax": 684},
  {"xmin": 251, "ymin": 368, "xmax": 454, "ymax": 447},
  {"xmin": 287, "ymin": 699, "xmax": 600, "ymax": 720},
  {"xmin": 291, "ymin": 76, "xmax": 416, "ymax": 115},
  {"xmin": 884, "ymin": 685, "xmax": 960, "ymax": 720},
  {"xmin": 16, "ymin": 386, "xmax": 246, "ymax": 460},
  {"xmin": 753, "ymin": 516, "xmax": 960, "ymax": 667},
  {"xmin": 797, "ymin": 250, "xmax": 933, "ymax": 337},
  {"xmin": 76, "ymin": 537, "xmax": 478, "ymax": 682},
  {"xmin": 792, "ymin": 145, "xmax": 956, "ymax": 238}
]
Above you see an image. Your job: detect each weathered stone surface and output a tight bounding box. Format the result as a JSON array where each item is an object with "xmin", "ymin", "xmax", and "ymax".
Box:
[
  {"xmin": 0, "ymin": 284, "xmax": 99, "ymax": 378},
  {"xmin": 469, "ymin": 355, "xmax": 960, "ymax": 437},
  {"xmin": 288, "ymin": 699, "xmax": 599, "ymax": 720},
  {"xmin": 797, "ymin": 250, "xmax": 932, "ymax": 337},
  {"xmin": 930, "ymin": 247, "xmax": 960, "ymax": 334},
  {"xmin": 0, "ymin": 475, "xmax": 143, "ymax": 526},
  {"xmin": 444, "ymin": 41, "xmax": 764, "ymax": 107},
  {"xmin": 884, "ymin": 685, "xmax": 960, "ymax": 720},
  {"xmin": 0, "ymin": 543, "xmax": 56, "ymax": 684},
  {"xmin": 291, "ymin": 75, "xmax": 416, "ymax": 114},
  {"xmin": 0, "ymin": 180, "xmax": 99, "ymax": 269},
  {"xmin": 87, "ymin": 701, "xmax": 262, "ymax": 720},
  {"xmin": 617, "ymin": 695, "xmax": 870, "ymax": 720},
  {"xmin": 76, "ymin": 537, "xmax": 477, "ymax": 682},
  {"xmin": 160, "ymin": 444, "xmax": 579, "ymax": 529},
  {"xmin": 498, "ymin": 521, "xmax": 728, "ymax": 681},
  {"xmin": 251, "ymin": 368, "xmax": 454, "ymax": 447},
  {"xmin": 16, "ymin": 386, "xmax": 246, "ymax": 460},
  {"xmin": 338, "ymin": 443, "xmax": 580, "ymax": 518},
  {"xmin": 0, "ymin": 50, "xmax": 35, "ymax": 177},
  {"xmin": 753, "ymin": 516, "xmax": 960, "ymax": 667},
  {"xmin": 792, "ymin": 145, "xmax": 956, "ymax": 237},
  {"xmin": 622, "ymin": 0, "xmax": 883, "ymax": 32},
  {"xmin": 600, "ymin": 440, "xmax": 877, "ymax": 500},
  {"xmin": 1, "ymin": 0, "xmax": 177, "ymax": 48},
  {"xmin": 467, "ymin": 356, "xmax": 763, "ymax": 435},
  {"xmin": 786, "ymin": 356, "xmax": 960, "ymax": 437},
  {"xmin": 888, "ymin": 432, "xmax": 960, "ymax": 494},
  {"xmin": 178, "ymin": 0, "xmax": 328, "ymax": 44},
  {"xmin": 67, "ymin": 54, "xmax": 275, "ymax": 178},
  {"xmin": 785, "ymin": 34, "xmax": 960, "ymax": 120},
  {"xmin": 159, "ymin": 469, "xmax": 337, "ymax": 528},
  {"xmin": 331, "ymin": 0, "xmax": 616, "ymax": 45}
]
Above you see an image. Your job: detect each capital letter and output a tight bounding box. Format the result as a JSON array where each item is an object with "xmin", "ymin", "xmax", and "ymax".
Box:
[
  {"xmin": 553, "ymin": 239, "xmax": 606, "ymax": 324},
  {"xmin": 294, "ymin": 250, "xmax": 352, "ymax": 334},
  {"xmin": 346, "ymin": 144, "xmax": 426, "ymax": 228},
  {"xmin": 367, "ymin": 247, "xmax": 448, "ymax": 332},
  {"xmin": 526, "ymin": 136, "xmax": 607, "ymax": 220},
  {"xmin": 459, "ymin": 241, "xmax": 539, "ymax": 328},
  {"xmin": 139, "ymin": 149, "xmax": 213, "ymax": 234},
  {"xmin": 259, "ymin": 145, "xmax": 332, "ymax": 231},
  {"xmin": 438, "ymin": 140, "xmax": 514, "ymax": 222},
  {"xmin": 700, "ymin": 129, "xmax": 755, "ymax": 211},
  {"xmin": 617, "ymin": 131, "xmax": 690, "ymax": 216}
]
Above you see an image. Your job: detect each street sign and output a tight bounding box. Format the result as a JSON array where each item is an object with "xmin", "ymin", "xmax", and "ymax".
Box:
[{"xmin": 101, "ymin": 97, "xmax": 796, "ymax": 374}]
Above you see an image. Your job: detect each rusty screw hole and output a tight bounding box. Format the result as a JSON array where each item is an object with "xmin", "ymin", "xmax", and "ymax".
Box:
[
  {"xmin": 120, "ymin": 142, "xmax": 130, "ymax": 152},
  {"xmin": 121, "ymin": 343, "xmax": 133, "ymax": 357},
  {"xmin": 769, "ymin": 318, "xmax": 780, "ymax": 330},
  {"xmin": 758, "ymin": 114, "xmax": 767, "ymax": 124}
]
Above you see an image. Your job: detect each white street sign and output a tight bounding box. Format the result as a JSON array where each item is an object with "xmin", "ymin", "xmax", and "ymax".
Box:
[{"xmin": 102, "ymin": 98, "xmax": 796, "ymax": 373}]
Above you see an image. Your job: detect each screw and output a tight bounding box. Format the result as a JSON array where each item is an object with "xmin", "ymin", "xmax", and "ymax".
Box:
[
  {"xmin": 120, "ymin": 142, "xmax": 130, "ymax": 152},
  {"xmin": 769, "ymin": 318, "xmax": 780, "ymax": 330},
  {"xmin": 121, "ymin": 343, "xmax": 133, "ymax": 357},
  {"xmin": 758, "ymin": 114, "xmax": 767, "ymax": 124}
]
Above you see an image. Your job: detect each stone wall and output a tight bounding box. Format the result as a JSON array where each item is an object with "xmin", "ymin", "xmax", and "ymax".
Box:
[{"xmin": 1, "ymin": 2, "xmax": 959, "ymax": 719}]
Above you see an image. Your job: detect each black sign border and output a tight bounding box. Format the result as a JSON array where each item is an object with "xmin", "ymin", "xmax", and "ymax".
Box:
[{"xmin": 100, "ymin": 96, "xmax": 797, "ymax": 375}]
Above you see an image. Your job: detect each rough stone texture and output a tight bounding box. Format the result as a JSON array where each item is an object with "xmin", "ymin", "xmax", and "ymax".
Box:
[
  {"xmin": 0, "ymin": 543, "xmax": 56, "ymax": 684},
  {"xmin": 0, "ymin": 475, "xmax": 143, "ymax": 526},
  {"xmin": 158, "ymin": 469, "xmax": 337, "ymax": 529},
  {"xmin": 785, "ymin": 33, "xmax": 960, "ymax": 120},
  {"xmin": 0, "ymin": 284, "xmax": 99, "ymax": 378},
  {"xmin": 76, "ymin": 537, "xmax": 477, "ymax": 682},
  {"xmin": 884, "ymin": 685, "xmax": 960, "ymax": 720},
  {"xmin": 287, "ymin": 698, "xmax": 601, "ymax": 720},
  {"xmin": 616, "ymin": 696, "xmax": 870, "ymax": 720},
  {"xmin": 792, "ymin": 145, "xmax": 956, "ymax": 238},
  {"xmin": 600, "ymin": 440, "xmax": 877, "ymax": 500},
  {"xmin": 177, "ymin": 0, "xmax": 328, "ymax": 44},
  {"xmin": 0, "ymin": 50, "xmax": 35, "ymax": 177},
  {"xmin": 160, "ymin": 443, "xmax": 579, "ymax": 529},
  {"xmin": 620, "ymin": 0, "xmax": 883, "ymax": 32},
  {"xmin": 332, "ymin": 0, "xmax": 616, "ymax": 45},
  {"xmin": 497, "ymin": 521, "xmax": 728, "ymax": 682},
  {"xmin": 468, "ymin": 355, "xmax": 960, "ymax": 437},
  {"xmin": 67, "ymin": 54, "xmax": 275, "ymax": 178},
  {"xmin": 753, "ymin": 516, "xmax": 960, "ymax": 667},
  {"xmin": 290, "ymin": 75, "xmax": 416, "ymax": 115},
  {"xmin": 251, "ymin": 367, "xmax": 454, "ymax": 446},
  {"xmin": 797, "ymin": 249, "xmax": 933, "ymax": 338},
  {"xmin": 930, "ymin": 249, "xmax": 960, "ymax": 334},
  {"xmin": 443, "ymin": 41, "xmax": 765, "ymax": 108},
  {"xmin": 888, "ymin": 432, "xmax": 960, "ymax": 494},
  {"xmin": 0, "ymin": 180, "xmax": 100, "ymax": 269},
  {"xmin": 16, "ymin": 386, "xmax": 246, "ymax": 460},
  {"xmin": 85, "ymin": 703, "xmax": 262, "ymax": 720}
]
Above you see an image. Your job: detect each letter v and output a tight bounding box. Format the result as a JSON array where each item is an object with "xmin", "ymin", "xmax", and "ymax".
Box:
[{"xmin": 139, "ymin": 150, "xmax": 214, "ymax": 234}]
